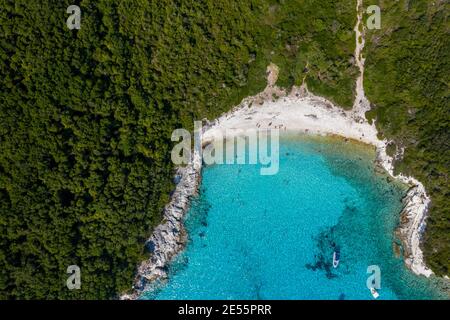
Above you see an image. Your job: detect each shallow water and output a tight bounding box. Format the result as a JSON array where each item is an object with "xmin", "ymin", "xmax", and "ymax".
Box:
[{"xmin": 142, "ymin": 135, "xmax": 445, "ymax": 300}]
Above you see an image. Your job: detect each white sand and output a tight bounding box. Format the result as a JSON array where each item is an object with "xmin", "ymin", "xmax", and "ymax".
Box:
[{"xmin": 203, "ymin": 92, "xmax": 380, "ymax": 146}]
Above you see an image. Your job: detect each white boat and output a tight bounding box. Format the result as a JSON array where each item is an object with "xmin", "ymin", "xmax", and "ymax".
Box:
[
  {"xmin": 370, "ymin": 287, "xmax": 379, "ymax": 299},
  {"xmin": 332, "ymin": 249, "xmax": 340, "ymax": 268}
]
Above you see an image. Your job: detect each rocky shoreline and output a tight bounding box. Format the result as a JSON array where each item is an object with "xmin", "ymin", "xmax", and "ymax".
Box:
[
  {"xmin": 120, "ymin": 152, "xmax": 202, "ymax": 300},
  {"xmin": 395, "ymin": 179, "xmax": 433, "ymax": 277},
  {"xmin": 378, "ymin": 145, "xmax": 433, "ymax": 277}
]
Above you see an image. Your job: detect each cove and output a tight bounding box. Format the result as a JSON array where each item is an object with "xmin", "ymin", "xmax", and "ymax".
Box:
[{"xmin": 141, "ymin": 134, "xmax": 445, "ymax": 300}]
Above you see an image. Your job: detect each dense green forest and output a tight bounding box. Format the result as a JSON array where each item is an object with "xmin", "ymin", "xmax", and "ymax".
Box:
[
  {"xmin": 364, "ymin": 0, "xmax": 449, "ymax": 275},
  {"xmin": 0, "ymin": 0, "xmax": 357, "ymax": 299}
]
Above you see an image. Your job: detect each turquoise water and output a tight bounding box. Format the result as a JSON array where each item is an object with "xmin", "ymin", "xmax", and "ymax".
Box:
[{"xmin": 142, "ymin": 135, "xmax": 445, "ymax": 300}]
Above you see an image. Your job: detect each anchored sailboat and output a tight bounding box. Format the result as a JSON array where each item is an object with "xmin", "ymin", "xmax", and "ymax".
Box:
[{"xmin": 332, "ymin": 246, "xmax": 340, "ymax": 268}]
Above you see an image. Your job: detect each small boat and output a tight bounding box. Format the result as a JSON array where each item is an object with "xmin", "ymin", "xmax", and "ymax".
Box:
[
  {"xmin": 370, "ymin": 287, "xmax": 380, "ymax": 299},
  {"xmin": 332, "ymin": 248, "xmax": 340, "ymax": 268}
]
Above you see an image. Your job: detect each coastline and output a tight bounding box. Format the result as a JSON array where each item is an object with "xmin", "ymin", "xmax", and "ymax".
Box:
[
  {"xmin": 121, "ymin": 74, "xmax": 433, "ymax": 300},
  {"xmin": 121, "ymin": 0, "xmax": 434, "ymax": 299},
  {"xmin": 120, "ymin": 151, "xmax": 203, "ymax": 300}
]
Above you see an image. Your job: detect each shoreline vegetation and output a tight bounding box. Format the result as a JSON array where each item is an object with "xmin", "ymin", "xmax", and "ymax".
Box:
[{"xmin": 1, "ymin": 1, "xmax": 447, "ymax": 299}]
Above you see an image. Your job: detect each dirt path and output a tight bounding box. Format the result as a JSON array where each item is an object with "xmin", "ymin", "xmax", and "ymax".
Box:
[{"xmin": 353, "ymin": 0, "xmax": 371, "ymax": 121}]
